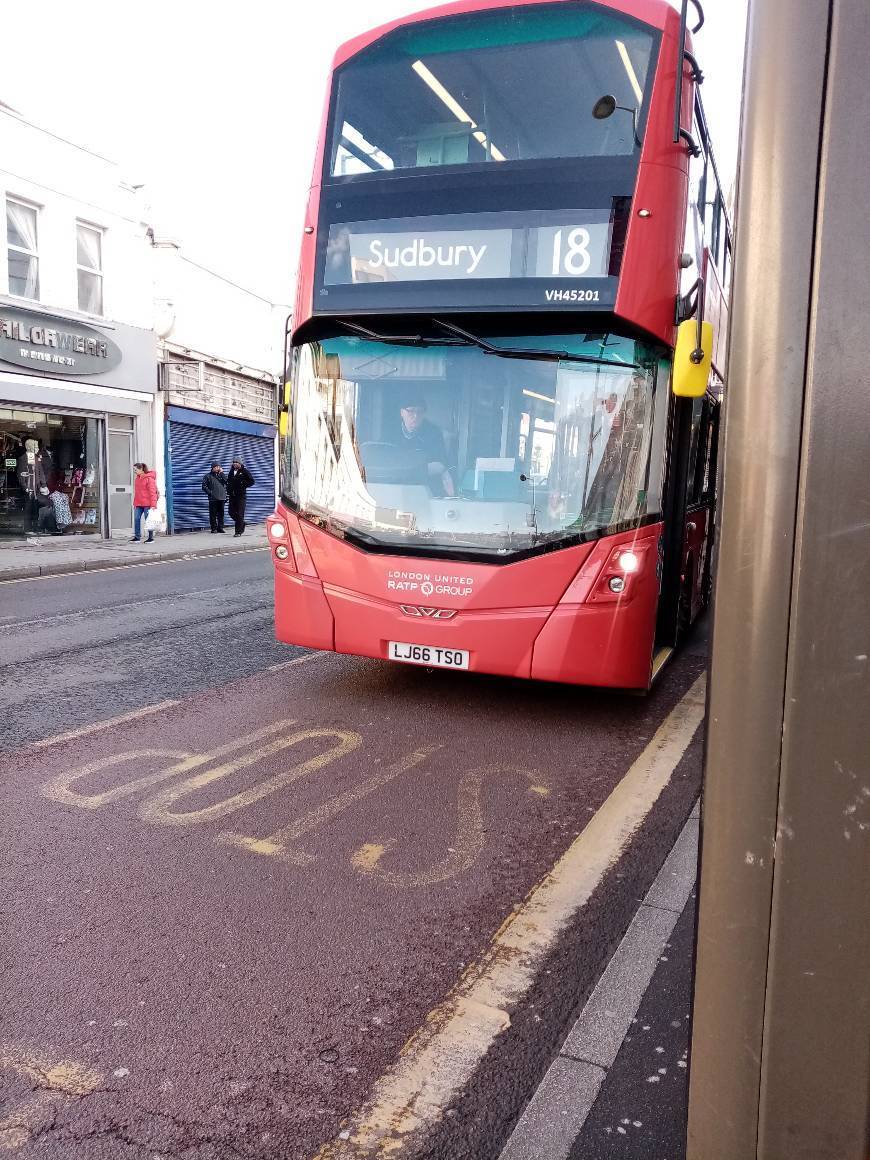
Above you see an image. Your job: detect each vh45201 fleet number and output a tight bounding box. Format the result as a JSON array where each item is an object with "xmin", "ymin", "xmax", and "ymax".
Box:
[{"xmin": 545, "ymin": 288, "xmax": 601, "ymax": 302}]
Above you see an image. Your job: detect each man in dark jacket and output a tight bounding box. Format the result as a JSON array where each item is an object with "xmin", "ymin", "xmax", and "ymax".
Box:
[
  {"xmin": 202, "ymin": 462, "xmax": 228, "ymax": 533},
  {"xmin": 397, "ymin": 393, "xmax": 455, "ymax": 496},
  {"xmin": 226, "ymin": 458, "xmax": 255, "ymax": 537}
]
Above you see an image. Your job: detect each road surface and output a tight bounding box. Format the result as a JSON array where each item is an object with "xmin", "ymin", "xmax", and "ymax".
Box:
[{"xmin": 0, "ymin": 552, "xmax": 706, "ymax": 1158}]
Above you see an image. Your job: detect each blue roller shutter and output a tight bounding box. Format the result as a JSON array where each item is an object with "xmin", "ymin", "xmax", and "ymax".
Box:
[{"xmin": 167, "ymin": 406, "xmax": 276, "ymax": 533}]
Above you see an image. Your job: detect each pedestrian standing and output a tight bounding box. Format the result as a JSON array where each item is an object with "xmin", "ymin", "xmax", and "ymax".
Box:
[
  {"xmin": 226, "ymin": 458, "xmax": 255, "ymax": 537},
  {"xmin": 202, "ymin": 462, "xmax": 227, "ymax": 533},
  {"xmin": 131, "ymin": 462, "xmax": 158, "ymax": 543}
]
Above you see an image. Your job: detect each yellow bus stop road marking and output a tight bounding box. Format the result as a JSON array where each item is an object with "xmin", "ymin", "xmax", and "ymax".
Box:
[
  {"xmin": 312, "ymin": 673, "xmax": 707, "ymax": 1159},
  {"xmin": 0, "ymin": 1044, "xmax": 102, "ymax": 1151}
]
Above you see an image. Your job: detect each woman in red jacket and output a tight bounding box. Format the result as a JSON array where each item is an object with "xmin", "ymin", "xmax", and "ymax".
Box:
[{"xmin": 132, "ymin": 462, "xmax": 159, "ymax": 543}]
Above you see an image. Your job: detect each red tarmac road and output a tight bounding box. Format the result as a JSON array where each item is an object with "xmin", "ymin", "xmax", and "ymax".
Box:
[{"xmin": 1, "ymin": 647, "xmax": 705, "ymax": 1159}]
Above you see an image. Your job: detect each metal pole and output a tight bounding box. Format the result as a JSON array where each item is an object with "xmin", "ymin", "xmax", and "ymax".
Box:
[
  {"xmin": 688, "ymin": 0, "xmax": 870, "ymax": 1155},
  {"xmin": 673, "ymin": 0, "xmax": 688, "ymax": 145}
]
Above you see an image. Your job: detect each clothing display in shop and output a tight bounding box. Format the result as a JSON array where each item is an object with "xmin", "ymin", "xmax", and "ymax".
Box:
[
  {"xmin": 16, "ymin": 442, "xmax": 37, "ymax": 493},
  {"xmin": 13, "ymin": 441, "xmax": 56, "ymax": 494},
  {"xmin": 36, "ymin": 448, "xmax": 54, "ymax": 489},
  {"xmin": 50, "ymin": 491, "xmax": 73, "ymax": 527},
  {"xmin": 35, "ymin": 487, "xmax": 61, "ymax": 534},
  {"xmin": 1, "ymin": 418, "xmax": 101, "ymax": 537}
]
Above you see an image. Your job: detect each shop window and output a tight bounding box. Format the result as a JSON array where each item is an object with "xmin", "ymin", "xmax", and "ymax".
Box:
[
  {"xmin": 76, "ymin": 222, "xmax": 103, "ymax": 315},
  {"xmin": 0, "ymin": 410, "xmax": 103, "ymax": 538},
  {"xmin": 6, "ymin": 198, "xmax": 40, "ymax": 300}
]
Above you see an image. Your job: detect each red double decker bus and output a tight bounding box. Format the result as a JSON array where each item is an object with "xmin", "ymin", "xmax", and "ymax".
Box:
[{"xmin": 269, "ymin": 0, "xmax": 731, "ymax": 690}]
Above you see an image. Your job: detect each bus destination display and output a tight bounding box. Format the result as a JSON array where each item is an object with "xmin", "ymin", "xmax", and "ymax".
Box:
[{"xmin": 318, "ymin": 209, "xmax": 619, "ymax": 311}]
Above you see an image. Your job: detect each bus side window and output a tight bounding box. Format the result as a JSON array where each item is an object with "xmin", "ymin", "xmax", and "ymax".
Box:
[
  {"xmin": 696, "ymin": 124, "xmax": 707, "ymax": 220},
  {"xmin": 684, "ymin": 126, "xmax": 707, "ymax": 297},
  {"xmin": 704, "ymin": 195, "xmax": 718, "ymax": 266},
  {"xmin": 687, "ymin": 397, "xmax": 708, "ymax": 505},
  {"xmin": 712, "ymin": 197, "xmax": 723, "ymax": 270},
  {"xmin": 690, "ymin": 398, "xmax": 720, "ymax": 504},
  {"xmin": 723, "ymin": 236, "xmax": 733, "ymax": 294},
  {"xmin": 700, "ymin": 403, "xmax": 718, "ymax": 498}
]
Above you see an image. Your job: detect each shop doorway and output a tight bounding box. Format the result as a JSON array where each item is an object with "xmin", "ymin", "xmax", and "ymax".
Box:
[
  {"xmin": 0, "ymin": 406, "xmax": 103, "ymax": 538},
  {"xmin": 107, "ymin": 415, "xmax": 134, "ymax": 535}
]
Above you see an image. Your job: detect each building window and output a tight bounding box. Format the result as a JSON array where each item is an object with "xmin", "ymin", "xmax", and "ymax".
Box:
[
  {"xmin": 6, "ymin": 198, "xmax": 40, "ymax": 300},
  {"xmin": 76, "ymin": 222, "xmax": 103, "ymax": 315}
]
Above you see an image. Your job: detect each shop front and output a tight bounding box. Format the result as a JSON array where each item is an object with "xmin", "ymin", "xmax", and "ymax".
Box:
[
  {"xmin": 0, "ymin": 407, "xmax": 103, "ymax": 536},
  {"xmin": 0, "ymin": 303, "xmax": 157, "ymax": 539},
  {"xmin": 165, "ymin": 405, "xmax": 277, "ymax": 532}
]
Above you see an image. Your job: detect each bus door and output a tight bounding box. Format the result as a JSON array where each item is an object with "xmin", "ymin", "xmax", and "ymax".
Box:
[{"xmin": 656, "ymin": 391, "xmax": 719, "ymax": 648}]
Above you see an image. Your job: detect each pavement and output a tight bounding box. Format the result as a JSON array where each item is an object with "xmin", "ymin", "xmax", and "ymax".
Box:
[
  {"xmin": 0, "ymin": 525, "xmax": 268, "ymax": 581},
  {"xmin": 498, "ymin": 810, "xmax": 698, "ymax": 1160}
]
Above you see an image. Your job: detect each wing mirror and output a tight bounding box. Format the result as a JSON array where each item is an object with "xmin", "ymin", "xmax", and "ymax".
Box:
[
  {"xmin": 592, "ymin": 94, "xmax": 641, "ymax": 147},
  {"xmin": 673, "ymin": 319, "xmax": 713, "ymax": 397},
  {"xmin": 592, "ymin": 95, "xmax": 618, "ymax": 120},
  {"xmin": 278, "ymin": 381, "xmax": 291, "ymax": 438}
]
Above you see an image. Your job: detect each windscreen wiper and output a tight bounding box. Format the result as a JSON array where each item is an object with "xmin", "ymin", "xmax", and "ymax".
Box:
[
  {"xmin": 432, "ymin": 319, "xmax": 639, "ymax": 369},
  {"xmin": 337, "ymin": 321, "xmax": 464, "ymax": 347},
  {"xmin": 343, "ymin": 526, "xmax": 509, "ymax": 555}
]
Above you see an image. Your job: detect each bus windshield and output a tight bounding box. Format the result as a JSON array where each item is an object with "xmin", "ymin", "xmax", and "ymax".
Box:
[
  {"xmin": 284, "ymin": 332, "xmax": 669, "ymax": 560},
  {"xmin": 329, "ymin": 5, "xmax": 658, "ymax": 177}
]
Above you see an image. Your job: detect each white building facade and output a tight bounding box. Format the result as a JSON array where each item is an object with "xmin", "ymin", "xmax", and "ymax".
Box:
[{"xmin": 0, "ymin": 103, "xmax": 158, "ymax": 539}]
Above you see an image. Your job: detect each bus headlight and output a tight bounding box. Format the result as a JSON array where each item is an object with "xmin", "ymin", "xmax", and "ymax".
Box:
[
  {"xmin": 618, "ymin": 550, "xmax": 640, "ymax": 573},
  {"xmin": 275, "ymin": 545, "xmax": 290, "ymax": 560},
  {"xmin": 268, "ymin": 521, "xmax": 288, "ymax": 541},
  {"xmin": 609, "ymin": 576, "xmax": 626, "ymax": 593}
]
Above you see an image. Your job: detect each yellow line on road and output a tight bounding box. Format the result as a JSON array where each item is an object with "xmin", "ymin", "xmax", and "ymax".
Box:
[
  {"xmin": 313, "ymin": 673, "xmax": 708, "ymax": 1159},
  {"xmin": 351, "ymin": 842, "xmax": 391, "ymax": 872},
  {"xmin": 0, "ymin": 1043, "xmax": 102, "ymax": 1150}
]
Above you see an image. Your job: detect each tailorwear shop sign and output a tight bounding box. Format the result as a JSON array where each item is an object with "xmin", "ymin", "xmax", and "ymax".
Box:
[{"xmin": 0, "ymin": 306, "xmax": 123, "ymax": 375}]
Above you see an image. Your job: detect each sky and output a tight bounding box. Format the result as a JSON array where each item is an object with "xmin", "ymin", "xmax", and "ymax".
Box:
[{"xmin": 2, "ymin": 0, "xmax": 747, "ymax": 306}]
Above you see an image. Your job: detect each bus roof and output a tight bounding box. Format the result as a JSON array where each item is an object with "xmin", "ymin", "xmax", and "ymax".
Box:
[{"xmin": 331, "ymin": 0, "xmax": 681, "ymax": 70}]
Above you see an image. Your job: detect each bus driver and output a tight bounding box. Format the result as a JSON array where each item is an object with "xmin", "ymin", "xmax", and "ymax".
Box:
[{"xmin": 398, "ymin": 393, "xmax": 455, "ymax": 497}]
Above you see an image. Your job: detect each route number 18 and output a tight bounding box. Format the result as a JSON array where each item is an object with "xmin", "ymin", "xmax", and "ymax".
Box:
[{"xmin": 551, "ymin": 227, "xmax": 593, "ymax": 276}]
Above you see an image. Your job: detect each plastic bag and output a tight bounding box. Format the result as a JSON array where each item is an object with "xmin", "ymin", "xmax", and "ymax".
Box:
[{"xmin": 145, "ymin": 509, "xmax": 160, "ymax": 533}]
